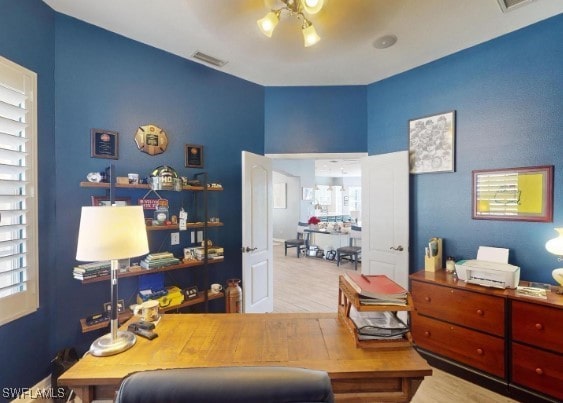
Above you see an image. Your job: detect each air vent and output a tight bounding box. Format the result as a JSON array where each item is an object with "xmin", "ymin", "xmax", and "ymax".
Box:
[
  {"xmin": 497, "ymin": 0, "xmax": 534, "ymax": 13},
  {"xmin": 191, "ymin": 51, "xmax": 228, "ymax": 67}
]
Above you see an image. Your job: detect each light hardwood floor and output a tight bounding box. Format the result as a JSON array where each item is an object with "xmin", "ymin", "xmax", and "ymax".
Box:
[{"xmin": 272, "ymin": 244, "xmax": 519, "ymax": 403}]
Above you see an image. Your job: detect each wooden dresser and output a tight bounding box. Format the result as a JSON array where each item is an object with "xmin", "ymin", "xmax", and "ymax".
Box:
[{"xmin": 410, "ymin": 270, "xmax": 563, "ymax": 402}]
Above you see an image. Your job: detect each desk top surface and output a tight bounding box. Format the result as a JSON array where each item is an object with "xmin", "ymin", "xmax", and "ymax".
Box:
[{"xmin": 60, "ymin": 312, "xmax": 431, "ymax": 386}]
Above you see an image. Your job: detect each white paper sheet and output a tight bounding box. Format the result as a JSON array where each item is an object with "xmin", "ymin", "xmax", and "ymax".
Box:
[{"xmin": 477, "ymin": 246, "xmax": 509, "ymax": 263}]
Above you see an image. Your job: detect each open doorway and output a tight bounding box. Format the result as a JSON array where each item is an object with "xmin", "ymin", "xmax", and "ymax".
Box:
[{"xmin": 266, "ymin": 153, "xmax": 366, "ymax": 313}]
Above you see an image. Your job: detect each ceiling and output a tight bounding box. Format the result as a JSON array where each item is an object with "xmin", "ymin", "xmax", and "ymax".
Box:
[{"xmin": 42, "ymin": 0, "xmax": 563, "ymax": 86}]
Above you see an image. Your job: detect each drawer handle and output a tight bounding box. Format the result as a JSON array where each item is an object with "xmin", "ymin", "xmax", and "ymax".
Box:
[
  {"xmin": 535, "ymin": 323, "xmax": 544, "ymax": 330},
  {"xmin": 476, "ymin": 348, "xmax": 483, "ymax": 355},
  {"xmin": 476, "ymin": 309, "xmax": 484, "ymax": 316},
  {"xmin": 424, "ymin": 331, "xmax": 431, "ymax": 337},
  {"xmin": 424, "ymin": 296, "xmax": 431, "ymax": 302},
  {"xmin": 535, "ymin": 368, "xmax": 544, "ymax": 375}
]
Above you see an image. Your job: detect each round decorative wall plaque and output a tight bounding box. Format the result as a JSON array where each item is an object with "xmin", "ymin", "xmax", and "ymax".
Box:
[{"xmin": 134, "ymin": 124, "xmax": 168, "ymax": 156}]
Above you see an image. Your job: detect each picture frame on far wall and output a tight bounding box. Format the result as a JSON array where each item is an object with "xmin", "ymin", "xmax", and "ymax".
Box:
[
  {"xmin": 472, "ymin": 165, "xmax": 553, "ymax": 222},
  {"xmin": 302, "ymin": 187, "xmax": 314, "ymax": 201},
  {"xmin": 91, "ymin": 196, "xmax": 131, "ymax": 207},
  {"xmin": 185, "ymin": 144, "xmax": 203, "ymax": 168},
  {"xmin": 91, "ymin": 128, "xmax": 119, "ymax": 159},
  {"xmin": 408, "ymin": 111, "xmax": 455, "ymax": 174}
]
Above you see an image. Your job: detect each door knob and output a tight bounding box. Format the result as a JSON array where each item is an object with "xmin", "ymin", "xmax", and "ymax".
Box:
[
  {"xmin": 241, "ymin": 246, "xmax": 257, "ymax": 253},
  {"xmin": 389, "ymin": 245, "xmax": 404, "ymax": 251}
]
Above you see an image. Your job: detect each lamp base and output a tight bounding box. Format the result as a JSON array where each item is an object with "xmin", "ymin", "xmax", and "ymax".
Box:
[{"xmin": 89, "ymin": 330, "xmax": 136, "ymax": 357}]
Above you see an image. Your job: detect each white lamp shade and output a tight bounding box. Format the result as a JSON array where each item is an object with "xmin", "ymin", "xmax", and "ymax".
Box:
[
  {"xmin": 76, "ymin": 206, "xmax": 149, "ymax": 261},
  {"xmin": 257, "ymin": 11, "xmax": 279, "ymax": 38},
  {"xmin": 545, "ymin": 228, "xmax": 563, "ymax": 256},
  {"xmin": 302, "ymin": 24, "xmax": 321, "ymax": 47}
]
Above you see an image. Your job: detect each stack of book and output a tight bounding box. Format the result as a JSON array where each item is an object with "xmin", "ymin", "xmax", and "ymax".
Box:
[
  {"xmin": 140, "ymin": 252, "xmax": 180, "ymax": 269},
  {"xmin": 73, "ymin": 261, "xmax": 111, "ymax": 280},
  {"xmin": 343, "ymin": 273, "xmax": 410, "ymax": 340},
  {"xmin": 343, "ymin": 272, "xmax": 408, "ymax": 306}
]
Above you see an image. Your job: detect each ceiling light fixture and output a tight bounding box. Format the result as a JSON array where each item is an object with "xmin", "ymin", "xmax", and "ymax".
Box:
[{"xmin": 257, "ymin": 0, "xmax": 322, "ymax": 47}]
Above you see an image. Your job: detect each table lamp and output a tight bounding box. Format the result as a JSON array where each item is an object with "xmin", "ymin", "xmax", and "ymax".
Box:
[
  {"xmin": 76, "ymin": 205, "xmax": 149, "ymax": 356},
  {"xmin": 545, "ymin": 227, "xmax": 563, "ymax": 294}
]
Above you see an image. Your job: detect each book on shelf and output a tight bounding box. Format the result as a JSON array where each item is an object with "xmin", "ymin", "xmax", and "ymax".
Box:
[
  {"xmin": 344, "ymin": 273, "xmax": 407, "ymax": 300},
  {"xmin": 358, "ymin": 297, "xmax": 407, "ymax": 306},
  {"xmin": 74, "ymin": 261, "xmax": 111, "ymax": 272},
  {"xmin": 73, "ymin": 269, "xmax": 110, "ymax": 280},
  {"xmin": 349, "ymin": 306, "xmax": 409, "ymax": 339},
  {"xmin": 140, "ymin": 257, "xmax": 181, "ymax": 269},
  {"xmin": 145, "ymin": 252, "xmax": 175, "ymax": 261}
]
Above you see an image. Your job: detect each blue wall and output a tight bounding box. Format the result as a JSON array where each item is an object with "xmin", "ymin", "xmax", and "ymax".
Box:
[
  {"xmin": 265, "ymin": 86, "xmax": 367, "ymax": 154},
  {"xmin": 0, "ymin": 0, "xmax": 56, "ymax": 391},
  {"xmin": 367, "ymin": 13, "xmax": 563, "ymax": 284},
  {"xmin": 52, "ymin": 13, "xmax": 265, "ymax": 354}
]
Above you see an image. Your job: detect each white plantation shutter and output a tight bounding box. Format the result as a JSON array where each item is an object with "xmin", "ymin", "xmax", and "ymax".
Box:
[{"xmin": 0, "ymin": 56, "xmax": 38, "ymax": 325}]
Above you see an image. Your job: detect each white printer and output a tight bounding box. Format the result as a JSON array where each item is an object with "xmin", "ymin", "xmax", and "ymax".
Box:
[{"xmin": 454, "ymin": 246, "xmax": 520, "ymax": 289}]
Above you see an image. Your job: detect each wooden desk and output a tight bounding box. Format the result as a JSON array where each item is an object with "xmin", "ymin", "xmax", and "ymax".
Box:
[{"xmin": 59, "ymin": 313, "xmax": 432, "ymax": 402}]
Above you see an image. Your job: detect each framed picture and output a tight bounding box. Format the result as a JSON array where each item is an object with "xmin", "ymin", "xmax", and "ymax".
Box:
[
  {"xmin": 91, "ymin": 196, "xmax": 131, "ymax": 206},
  {"xmin": 185, "ymin": 144, "xmax": 203, "ymax": 168},
  {"xmin": 91, "ymin": 128, "xmax": 119, "ymax": 159},
  {"xmin": 472, "ymin": 165, "xmax": 553, "ymax": 222},
  {"xmin": 408, "ymin": 111, "xmax": 455, "ymax": 174},
  {"xmin": 302, "ymin": 187, "xmax": 313, "ymax": 201}
]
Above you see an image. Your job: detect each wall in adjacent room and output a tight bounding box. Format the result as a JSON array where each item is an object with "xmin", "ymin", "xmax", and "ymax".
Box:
[
  {"xmin": 367, "ymin": 14, "xmax": 563, "ymax": 284},
  {"xmin": 53, "ymin": 14, "xmax": 264, "ymax": 355},
  {"xmin": 0, "ymin": 0, "xmax": 56, "ymax": 391}
]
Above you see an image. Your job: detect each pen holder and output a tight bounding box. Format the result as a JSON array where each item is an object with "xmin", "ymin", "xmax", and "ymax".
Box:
[{"xmin": 425, "ymin": 255, "xmax": 442, "ymax": 272}]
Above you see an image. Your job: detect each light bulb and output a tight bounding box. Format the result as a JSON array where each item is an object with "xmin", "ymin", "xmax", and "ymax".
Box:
[{"xmin": 302, "ymin": 0, "xmax": 324, "ymax": 14}]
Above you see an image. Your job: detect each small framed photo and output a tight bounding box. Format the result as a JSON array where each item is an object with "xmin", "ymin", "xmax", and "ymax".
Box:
[
  {"xmin": 91, "ymin": 128, "xmax": 119, "ymax": 159},
  {"xmin": 408, "ymin": 111, "xmax": 455, "ymax": 174},
  {"xmin": 184, "ymin": 285, "xmax": 198, "ymax": 299},
  {"xmin": 91, "ymin": 196, "xmax": 131, "ymax": 206},
  {"xmin": 185, "ymin": 144, "xmax": 204, "ymax": 168},
  {"xmin": 302, "ymin": 187, "xmax": 314, "ymax": 201},
  {"xmin": 103, "ymin": 299, "xmax": 125, "ymax": 315}
]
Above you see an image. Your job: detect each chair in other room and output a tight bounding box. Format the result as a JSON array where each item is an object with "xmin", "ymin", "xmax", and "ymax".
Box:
[
  {"xmin": 336, "ymin": 225, "xmax": 361, "ymax": 270},
  {"xmin": 114, "ymin": 366, "xmax": 335, "ymax": 403},
  {"xmin": 284, "ymin": 222, "xmax": 310, "ymax": 258}
]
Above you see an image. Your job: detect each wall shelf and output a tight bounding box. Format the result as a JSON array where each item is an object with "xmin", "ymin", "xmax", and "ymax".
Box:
[
  {"xmin": 76, "ymin": 257, "xmax": 224, "ymax": 284},
  {"xmin": 146, "ymin": 222, "xmax": 224, "ymax": 231},
  {"xmin": 80, "ymin": 291, "xmax": 224, "ymax": 333},
  {"xmin": 80, "ymin": 181, "xmax": 223, "ymax": 192}
]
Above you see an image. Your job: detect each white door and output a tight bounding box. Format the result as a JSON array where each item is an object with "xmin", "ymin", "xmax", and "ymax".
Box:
[
  {"xmin": 360, "ymin": 151, "xmax": 410, "ymax": 290},
  {"xmin": 241, "ymin": 151, "xmax": 274, "ymax": 312}
]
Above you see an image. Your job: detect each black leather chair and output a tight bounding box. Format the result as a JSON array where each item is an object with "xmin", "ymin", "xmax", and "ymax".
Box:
[
  {"xmin": 284, "ymin": 222, "xmax": 310, "ymax": 258},
  {"xmin": 114, "ymin": 366, "xmax": 335, "ymax": 403},
  {"xmin": 336, "ymin": 225, "xmax": 361, "ymax": 270}
]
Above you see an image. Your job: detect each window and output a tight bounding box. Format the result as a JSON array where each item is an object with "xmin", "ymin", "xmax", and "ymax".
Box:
[{"xmin": 0, "ymin": 56, "xmax": 38, "ymax": 326}]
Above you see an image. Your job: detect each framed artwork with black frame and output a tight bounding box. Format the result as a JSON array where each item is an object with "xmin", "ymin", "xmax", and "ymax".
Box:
[
  {"xmin": 472, "ymin": 165, "xmax": 553, "ymax": 222},
  {"xmin": 91, "ymin": 196, "xmax": 131, "ymax": 206},
  {"xmin": 91, "ymin": 128, "xmax": 119, "ymax": 159},
  {"xmin": 185, "ymin": 144, "xmax": 203, "ymax": 168},
  {"xmin": 408, "ymin": 111, "xmax": 455, "ymax": 174}
]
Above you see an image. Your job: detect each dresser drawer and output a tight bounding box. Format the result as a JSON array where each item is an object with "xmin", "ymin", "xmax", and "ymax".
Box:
[
  {"xmin": 511, "ymin": 300, "xmax": 563, "ymax": 354},
  {"xmin": 511, "ymin": 342, "xmax": 563, "ymax": 400},
  {"xmin": 411, "ymin": 281, "xmax": 505, "ymax": 336},
  {"xmin": 412, "ymin": 312, "xmax": 505, "ymax": 378}
]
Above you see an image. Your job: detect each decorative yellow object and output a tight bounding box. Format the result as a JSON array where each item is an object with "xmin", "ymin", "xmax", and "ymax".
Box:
[{"xmin": 517, "ymin": 173, "xmax": 543, "ymax": 214}]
